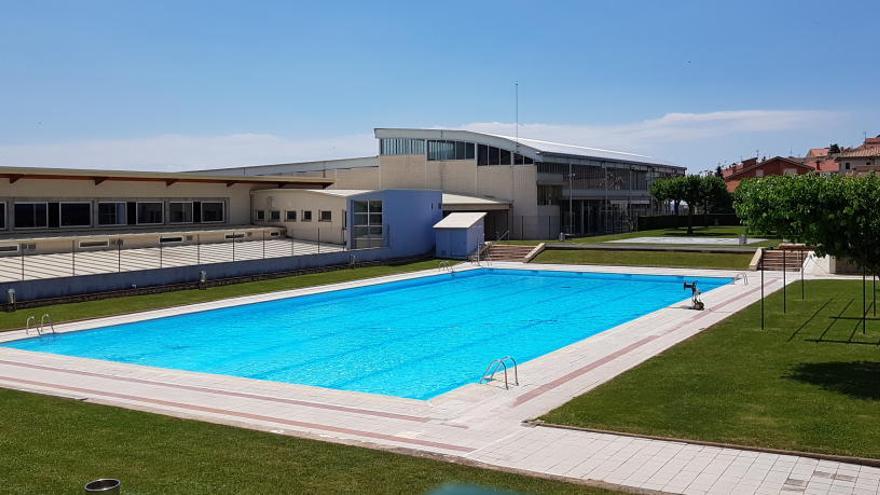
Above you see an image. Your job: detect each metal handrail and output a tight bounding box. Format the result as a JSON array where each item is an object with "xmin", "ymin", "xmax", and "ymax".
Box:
[
  {"xmin": 438, "ymin": 260, "xmax": 452, "ymax": 272},
  {"xmin": 25, "ymin": 316, "xmax": 38, "ymax": 335},
  {"xmin": 479, "ymin": 356, "xmax": 519, "ymax": 390},
  {"xmin": 734, "ymin": 272, "xmax": 749, "ymax": 285},
  {"xmin": 495, "ymin": 230, "xmax": 510, "ymax": 242},
  {"xmin": 40, "ymin": 314, "xmax": 55, "ymax": 334}
]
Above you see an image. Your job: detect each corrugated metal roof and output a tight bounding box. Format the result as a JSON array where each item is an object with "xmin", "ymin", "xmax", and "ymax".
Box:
[{"xmin": 433, "ymin": 212, "xmax": 487, "ymax": 229}]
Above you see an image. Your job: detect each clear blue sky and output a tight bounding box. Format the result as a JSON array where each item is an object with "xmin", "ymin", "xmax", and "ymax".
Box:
[{"xmin": 1, "ymin": 0, "xmax": 877, "ymax": 171}]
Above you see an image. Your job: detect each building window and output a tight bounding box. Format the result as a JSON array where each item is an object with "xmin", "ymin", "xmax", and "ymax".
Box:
[
  {"xmin": 477, "ymin": 144, "xmax": 512, "ymax": 165},
  {"xmin": 301, "ymin": 210, "xmax": 313, "ymax": 222},
  {"xmin": 255, "ymin": 210, "xmax": 266, "ymax": 221},
  {"xmin": 270, "ymin": 210, "xmax": 281, "ymax": 221},
  {"xmin": 845, "ymin": 162, "xmax": 851, "ymax": 170},
  {"xmin": 0, "ymin": 202, "xmax": 5, "ymax": 230},
  {"xmin": 319, "ymin": 210, "xmax": 332, "ymax": 222},
  {"xmin": 168, "ymin": 202, "xmax": 194, "ymax": 224},
  {"xmin": 285, "ymin": 210, "xmax": 297, "ymax": 221},
  {"xmin": 513, "ymin": 153, "xmax": 534, "ymax": 165},
  {"xmin": 352, "ymin": 200, "xmax": 383, "ymax": 249},
  {"xmin": 200, "ymin": 201, "xmax": 224, "ymax": 223},
  {"xmin": 59, "ymin": 202, "xmax": 92, "ymax": 227},
  {"xmin": 98, "ymin": 202, "xmax": 127, "ymax": 226},
  {"xmin": 13, "ymin": 202, "xmax": 48, "ymax": 229},
  {"xmin": 137, "ymin": 202, "xmax": 164, "ymax": 225},
  {"xmin": 427, "ymin": 140, "xmax": 475, "ymax": 161},
  {"xmin": 379, "ymin": 138, "xmax": 426, "ymax": 156}
]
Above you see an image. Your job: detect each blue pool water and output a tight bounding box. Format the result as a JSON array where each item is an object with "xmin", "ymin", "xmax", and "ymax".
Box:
[{"xmin": 3, "ymin": 269, "xmax": 730, "ymax": 399}]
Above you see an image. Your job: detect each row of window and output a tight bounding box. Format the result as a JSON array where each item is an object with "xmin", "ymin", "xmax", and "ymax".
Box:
[
  {"xmin": 255, "ymin": 209, "xmax": 332, "ymax": 223},
  {"xmin": 379, "ymin": 137, "xmax": 536, "ymax": 166},
  {"xmin": 0, "ymin": 200, "xmax": 224, "ymax": 231},
  {"xmin": 427, "ymin": 140, "xmax": 475, "ymax": 161},
  {"xmin": 379, "ymin": 138, "xmax": 426, "ymax": 156}
]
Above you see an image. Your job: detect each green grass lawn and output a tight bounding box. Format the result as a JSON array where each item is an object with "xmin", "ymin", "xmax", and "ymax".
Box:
[
  {"xmin": 0, "ymin": 260, "xmax": 444, "ymax": 333},
  {"xmin": 0, "ymin": 388, "xmax": 615, "ymax": 494},
  {"xmin": 541, "ymin": 279, "xmax": 880, "ymax": 459},
  {"xmin": 506, "ymin": 225, "xmax": 778, "ymax": 248},
  {"xmin": 533, "ymin": 249, "xmax": 753, "ymax": 270}
]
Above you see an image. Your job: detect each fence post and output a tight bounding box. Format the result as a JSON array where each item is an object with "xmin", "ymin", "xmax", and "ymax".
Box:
[
  {"xmin": 317, "ymin": 228, "xmax": 321, "ymax": 254},
  {"xmin": 71, "ymin": 240, "xmax": 76, "ymax": 276},
  {"xmin": 197, "ymin": 235, "xmax": 201, "ymax": 265},
  {"xmin": 782, "ymin": 249, "xmax": 787, "ymax": 313},
  {"xmin": 262, "ymin": 230, "xmax": 266, "ymax": 259},
  {"xmin": 232, "ymin": 233, "xmax": 236, "ymax": 261},
  {"xmin": 291, "ymin": 235, "xmax": 295, "ymax": 257},
  {"xmin": 117, "ymin": 238, "xmax": 121, "ymax": 272},
  {"xmin": 159, "ymin": 242, "xmax": 163, "ymax": 269},
  {"xmin": 20, "ymin": 248, "xmax": 24, "ymax": 280}
]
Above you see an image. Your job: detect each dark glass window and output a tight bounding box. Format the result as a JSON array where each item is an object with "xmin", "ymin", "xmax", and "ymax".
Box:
[
  {"xmin": 488, "ymin": 146, "xmax": 499, "ymax": 165},
  {"xmin": 255, "ymin": 210, "xmax": 266, "ymax": 221},
  {"xmin": 137, "ymin": 202, "xmax": 163, "ymax": 224},
  {"xmin": 465, "ymin": 143, "xmax": 475, "ymax": 160},
  {"xmin": 0, "ymin": 203, "xmax": 5, "ymax": 229},
  {"xmin": 168, "ymin": 202, "xmax": 193, "ymax": 223},
  {"xmin": 201, "ymin": 202, "xmax": 224, "ymax": 222},
  {"xmin": 14, "ymin": 203, "xmax": 47, "ymax": 228},
  {"xmin": 319, "ymin": 210, "xmax": 332, "ymax": 222},
  {"xmin": 301, "ymin": 210, "xmax": 312, "ymax": 222},
  {"xmin": 477, "ymin": 144, "xmax": 489, "ymax": 165},
  {"xmin": 270, "ymin": 210, "xmax": 280, "ymax": 221},
  {"xmin": 98, "ymin": 202, "xmax": 126, "ymax": 225},
  {"xmin": 60, "ymin": 203, "xmax": 91, "ymax": 227},
  {"xmin": 499, "ymin": 149, "xmax": 511, "ymax": 165},
  {"xmin": 285, "ymin": 210, "xmax": 297, "ymax": 221}
]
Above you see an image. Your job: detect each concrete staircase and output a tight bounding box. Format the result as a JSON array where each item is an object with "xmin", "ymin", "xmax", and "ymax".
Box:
[
  {"xmin": 484, "ymin": 244, "xmax": 535, "ymax": 262},
  {"xmin": 759, "ymin": 249, "xmax": 805, "ymax": 272}
]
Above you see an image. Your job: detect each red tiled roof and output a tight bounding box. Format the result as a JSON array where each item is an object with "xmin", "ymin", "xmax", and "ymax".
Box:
[
  {"xmin": 807, "ymin": 158, "xmax": 839, "ymax": 173},
  {"xmin": 836, "ymin": 147, "xmax": 880, "ymax": 159},
  {"xmin": 807, "ymin": 147, "xmax": 829, "ymax": 158}
]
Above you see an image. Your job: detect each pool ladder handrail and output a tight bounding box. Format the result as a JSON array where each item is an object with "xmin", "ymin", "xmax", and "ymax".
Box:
[
  {"xmin": 734, "ymin": 272, "xmax": 749, "ymax": 285},
  {"xmin": 438, "ymin": 260, "xmax": 452, "ymax": 272},
  {"xmin": 479, "ymin": 356, "xmax": 519, "ymax": 390},
  {"xmin": 25, "ymin": 315, "xmax": 38, "ymax": 335},
  {"xmin": 24, "ymin": 314, "xmax": 55, "ymax": 336},
  {"xmin": 40, "ymin": 314, "xmax": 55, "ymax": 335}
]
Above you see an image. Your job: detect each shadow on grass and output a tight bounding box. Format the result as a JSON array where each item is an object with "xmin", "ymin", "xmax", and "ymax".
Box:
[{"xmin": 787, "ymin": 361, "xmax": 880, "ymax": 400}]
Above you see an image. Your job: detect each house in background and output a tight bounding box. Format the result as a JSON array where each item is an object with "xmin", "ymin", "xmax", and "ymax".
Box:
[
  {"xmin": 837, "ymin": 136, "xmax": 880, "ymax": 174},
  {"xmin": 721, "ymin": 156, "xmax": 818, "ymax": 192}
]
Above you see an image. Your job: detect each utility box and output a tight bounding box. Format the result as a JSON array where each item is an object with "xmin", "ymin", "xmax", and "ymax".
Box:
[{"xmin": 433, "ymin": 212, "xmax": 486, "ymax": 259}]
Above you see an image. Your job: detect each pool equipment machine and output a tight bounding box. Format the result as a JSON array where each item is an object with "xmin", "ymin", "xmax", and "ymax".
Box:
[{"xmin": 683, "ymin": 281, "xmax": 704, "ymax": 311}]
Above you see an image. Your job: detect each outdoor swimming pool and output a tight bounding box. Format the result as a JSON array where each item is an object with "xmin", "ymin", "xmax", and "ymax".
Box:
[{"xmin": 3, "ymin": 268, "xmax": 731, "ymax": 399}]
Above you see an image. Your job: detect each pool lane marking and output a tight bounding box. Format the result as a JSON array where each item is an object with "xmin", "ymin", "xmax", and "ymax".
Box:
[
  {"xmin": 0, "ymin": 374, "xmax": 474, "ymax": 454},
  {"xmin": 513, "ymin": 280, "xmax": 776, "ymax": 407},
  {"xmin": 0, "ymin": 358, "xmax": 433, "ymax": 424}
]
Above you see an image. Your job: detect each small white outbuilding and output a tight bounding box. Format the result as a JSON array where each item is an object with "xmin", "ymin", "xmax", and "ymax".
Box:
[{"xmin": 433, "ymin": 212, "xmax": 486, "ymax": 259}]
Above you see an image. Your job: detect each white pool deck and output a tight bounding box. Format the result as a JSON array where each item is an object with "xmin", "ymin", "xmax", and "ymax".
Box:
[{"xmin": 1, "ymin": 263, "xmax": 877, "ymax": 495}]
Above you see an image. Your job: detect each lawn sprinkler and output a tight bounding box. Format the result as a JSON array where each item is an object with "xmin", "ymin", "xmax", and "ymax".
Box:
[{"xmin": 684, "ymin": 281, "xmax": 704, "ymax": 311}]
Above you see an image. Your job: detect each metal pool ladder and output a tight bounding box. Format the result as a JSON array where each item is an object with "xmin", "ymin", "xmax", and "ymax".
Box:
[
  {"xmin": 734, "ymin": 272, "xmax": 749, "ymax": 285},
  {"xmin": 479, "ymin": 356, "xmax": 519, "ymax": 390},
  {"xmin": 24, "ymin": 314, "xmax": 55, "ymax": 336}
]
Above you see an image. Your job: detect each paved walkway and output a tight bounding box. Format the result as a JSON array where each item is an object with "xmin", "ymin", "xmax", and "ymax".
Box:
[
  {"xmin": 0, "ymin": 238, "xmax": 343, "ymax": 282},
  {"xmin": 0, "ymin": 263, "xmax": 875, "ymax": 494}
]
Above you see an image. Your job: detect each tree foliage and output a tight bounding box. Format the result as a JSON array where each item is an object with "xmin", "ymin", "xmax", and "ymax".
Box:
[
  {"xmin": 650, "ymin": 175, "xmax": 734, "ymax": 234},
  {"xmin": 734, "ymin": 174, "xmax": 880, "ymax": 273}
]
